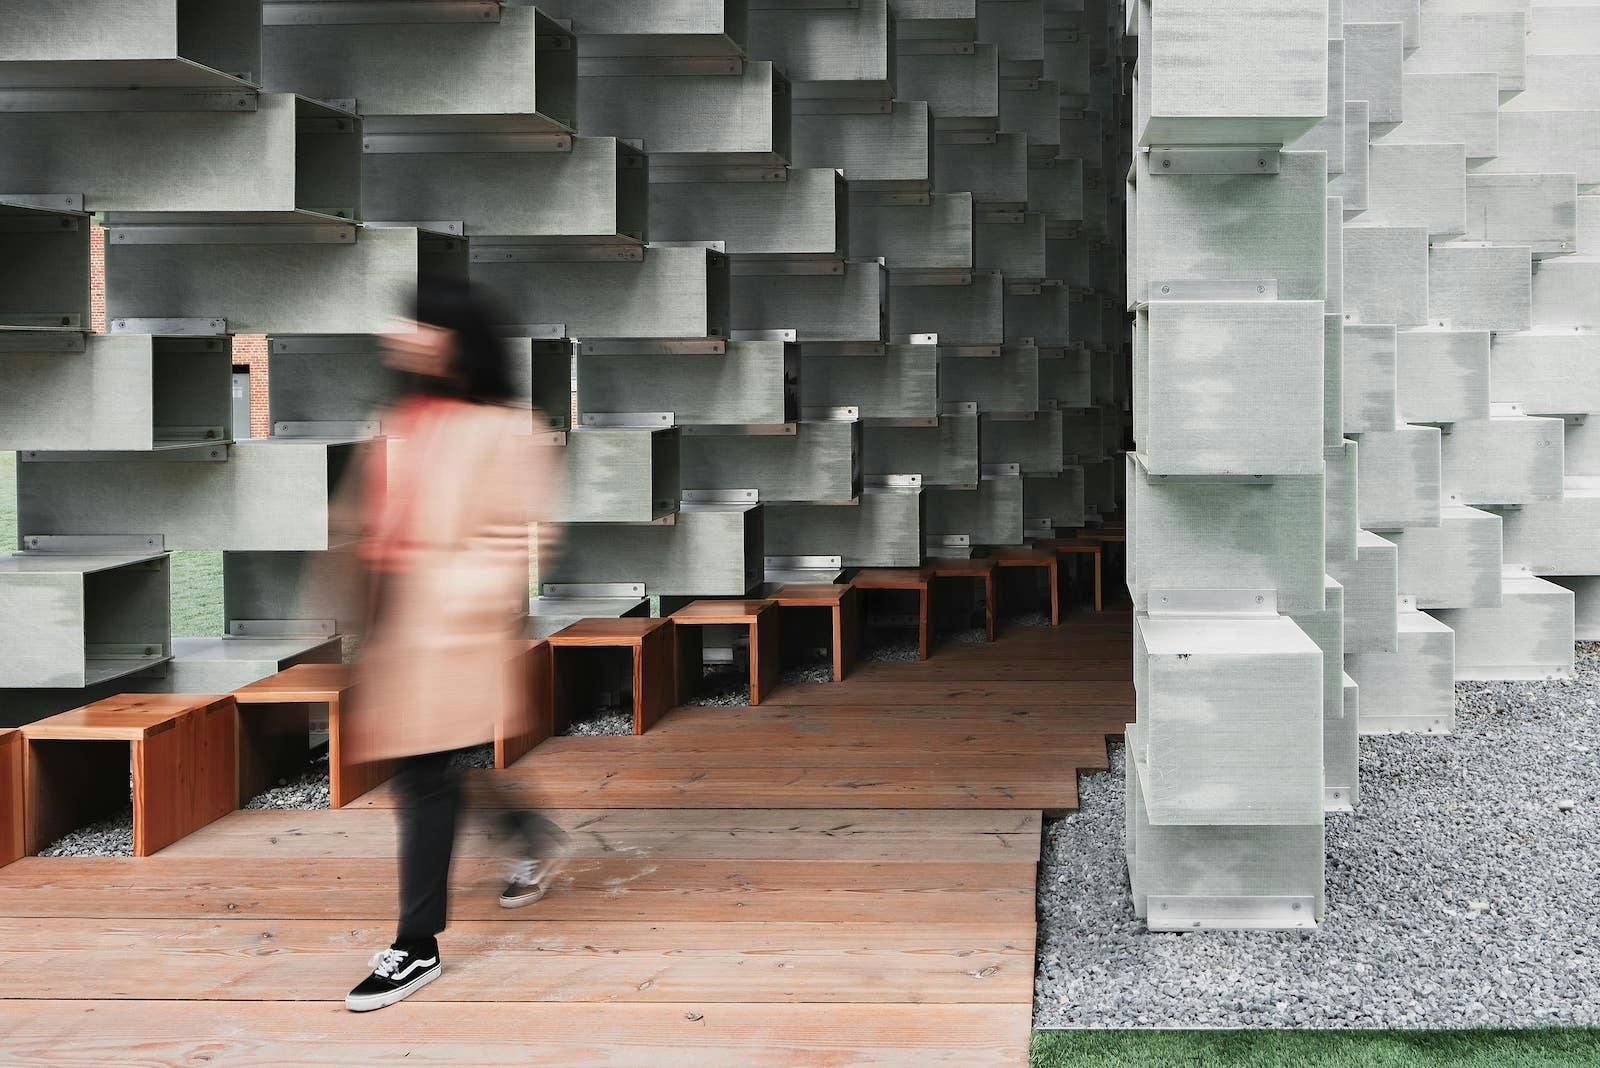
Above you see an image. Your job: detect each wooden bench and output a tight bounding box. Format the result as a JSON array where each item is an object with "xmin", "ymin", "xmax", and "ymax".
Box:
[
  {"xmin": 546, "ymin": 618, "xmax": 676, "ymax": 735},
  {"xmin": 233, "ymin": 665, "xmax": 388, "ymax": 810},
  {"xmin": 850, "ymin": 567, "xmax": 932, "ymax": 660},
  {"xmin": 927, "ymin": 557, "xmax": 998, "ymax": 643},
  {"xmin": 1041, "ymin": 537, "xmax": 1104, "ymax": 613},
  {"xmin": 671, "ymin": 600, "xmax": 781, "ymax": 706},
  {"xmin": 22, "ymin": 694, "xmax": 236, "ymax": 857},
  {"xmin": 987, "ymin": 546, "xmax": 1061, "ymax": 625},
  {"xmin": 769, "ymin": 583, "xmax": 860, "ymax": 682},
  {"xmin": 1, "ymin": 729, "xmax": 21, "ymax": 868}
]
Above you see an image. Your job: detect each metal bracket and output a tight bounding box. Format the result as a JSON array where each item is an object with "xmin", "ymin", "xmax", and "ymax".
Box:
[
  {"xmin": 576, "ymin": 338, "xmax": 726, "ymax": 356},
  {"xmin": 650, "ymin": 163, "xmax": 789, "ymax": 183},
  {"xmin": 273, "ymin": 420, "xmax": 381, "ymax": 439},
  {"xmin": 985, "ymin": 410, "xmax": 1038, "ymax": 422},
  {"xmin": 899, "ymin": 40, "xmax": 977, "ymax": 56},
  {"xmin": 928, "ymin": 533, "xmax": 971, "ymax": 549},
  {"xmin": 362, "ymin": 131, "xmax": 572, "ymax": 153},
  {"xmin": 1146, "ymin": 589, "xmax": 1278, "ymax": 617},
  {"xmin": 894, "ymin": 332, "xmax": 939, "ymax": 347},
  {"xmin": 473, "ymin": 244, "xmax": 640, "ymax": 264},
  {"xmin": 1148, "ymin": 146, "xmax": 1281, "ymax": 175},
  {"xmin": 893, "ymin": 268, "xmax": 973, "ymax": 287},
  {"xmin": 981, "ymin": 463, "xmax": 1021, "ymax": 479},
  {"xmin": 801, "ymin": 341, "xmax": 886, "ymax": 356},
  {"xmin": 581, "ymin": 412, "xmax": 675, "ymax": 429},
  {"xmin": 1148, "ymin": 279, "xmax": 1278, "ymax": 301},
  {"xmin": 20, "ymin": 534, "xmax": 164, "ymax": 554},
  {"xmin": 3, "ymin": 314, "xmax": 83, "ymax": 330},
  {"xmin": 865, "ymin": 473, "xmax": 923, "ymax": 489},
  {"xmin": 1146, "ymin": 895, "xmax": 1315, "ymax": 931},
  {"xmin": 106, "ymin": 223, "xmax": 355, "ymax": 245},
  {"xmin": 939, "ymin": 344, "xmax": 1003, "ymax": 358},
  {"xmin": 540, "ymin": 582, "xmax": 647, "ymax": 599},
  {"xmin": 729, "ymin": 257, "xmax": 846, "ymax": 277},
  {"xmin": 940, "ymin": 401, "xmax": 979, "ymax": 417},
  {"xmin": 1325, "ymin": 786, "xmax": 1354, "ymax": 812},
  {"xmin": 86, "ymin": 642, "xmax": 168, "ymax": 660},
  {"xmin": 729, "ymin": 328, "xmax": 797, "ymax": 343},
  {"xmin": 0, "ymin": 193, "xmax": 85, "ymax": 213},
  {"xmin": 264, "ymin": 1, "xmax": 499, "ymax": 24},
  {"xmin": 0, "ymin": 88, "xmax": 257, "ymax": 113},
  {"xmin": 800, "ymin": 405, "xmax": 860, "ymax": 422},
  {"xmin": 865, "ymin": 416, "xmax": 938, "ymax": 428},
  {"xmin": 22, "ymin": 443, "xmax": 230, "ymax": 462},
  {"xmin": 109, "ymin": 318, "xmax": 228, "ymax": 337},
  {"xmin": 364, "ymin": 220, "xmax": 465, "ymax": 236},
  {"xmin": 682, "ymin": 488, "xmax": 759, "ymax": 504},
  {"xmin": 790, "ymin": 97, "xmax": 892, "ymax": 115},
  {"xmin": 0, "ymin": 330, "xmax": 87, "ymax": 353},
  {"xmin": 498, "ymin": 323, "xmax": 568, "ymax": 341},
  {"xmin": 229, "ymin": 618, "xmax": 338, "ymax": 638},
  {"xmin": 765, "ymin": 555, "xmax": 842, "ymax": 570}
]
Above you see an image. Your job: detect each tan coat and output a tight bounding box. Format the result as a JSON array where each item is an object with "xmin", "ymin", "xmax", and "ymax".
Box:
[{"xmin": 337, "ymin": 403, "xmax": 558, "ymax": 762}]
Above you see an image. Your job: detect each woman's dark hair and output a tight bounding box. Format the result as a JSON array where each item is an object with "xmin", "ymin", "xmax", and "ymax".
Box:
[{"xmin": 403, "ymin": 275, "xmax": 519, "ymax": 404}]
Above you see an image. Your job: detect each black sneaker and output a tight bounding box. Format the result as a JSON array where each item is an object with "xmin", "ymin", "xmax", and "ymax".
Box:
[{"xmin": 346, "ymin": 941, "xmax": 441, "ymax": 1012}]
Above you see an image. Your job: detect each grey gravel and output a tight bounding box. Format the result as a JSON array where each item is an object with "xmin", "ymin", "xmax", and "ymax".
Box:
[
  {"xmin": 685, "ymin": 666, "xmax": 749, "ymax": 707},
  {"xmin": 245, "ymin": 751, "xmax": 331, "ymax": 810},
  {"xmin": 560, "ymin": 709, "xmax": 632, "ymax": 736},
  {"xmin": 37, "ymin": 807, "xmax": 133, "ymax": 857},
  {"xmin": 861, "ymin": 628, "xmax": 918, "ymax": 662},
  {"xmin": 781, "ymin": 659, "xmax": 835, "ymax": 686},
  {"xmin": 1034, "ymin": 642, "xmax": 1600, "ymax": 1029}
]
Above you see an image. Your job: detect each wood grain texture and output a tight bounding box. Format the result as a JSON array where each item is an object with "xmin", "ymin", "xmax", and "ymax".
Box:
[
  {"xmin": 232, "ymin": 663, "xmax": 354, "ymax": 705},
  {"xmin": 0, "ymin": 1002, "xmax": 1031, "ymax": 1066},
  {"xmin": 0, "ymin": 731, "xmax": 21, "ymax": 869},
  {"xmin": 22, "ymin": 693, "xmax": 231, "ymax": 742},
  {"xmin": 496, "ymin": 640, "xmax": 552, "ymax": 770}
]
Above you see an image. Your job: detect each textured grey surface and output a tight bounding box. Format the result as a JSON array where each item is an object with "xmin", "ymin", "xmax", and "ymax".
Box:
[{"xmin": 1034, "ymin": 645, "xmax": 1600, "ymax": 1028}]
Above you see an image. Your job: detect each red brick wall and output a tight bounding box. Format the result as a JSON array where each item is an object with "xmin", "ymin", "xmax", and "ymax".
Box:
[{"xmin": 91, "ymin": 225, "xmax": 270, "ymax": 438}]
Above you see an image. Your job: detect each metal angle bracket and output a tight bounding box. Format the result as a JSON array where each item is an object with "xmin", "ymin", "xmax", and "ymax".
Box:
[
  {"xmin": 1148, "ymin": 146, "xmax": 1281, "ymax": 176},
  {"xmin": 729, "ymin": 328, "xmax": 797, "ymax": 342},
  {"xmin": 677, "ymin": 423, "xmax": 797, "ymax": 437},
  {"xmin": 362, "ymin": 132, "xmax": 573, "ymax": 154},
  {"xmin": 1145, "ymin": 589, "xmax": 1279, "ymax": 618},
  {"xmin": 865, "ymin": 473, "xmax": 923, "ymax": 489},
  {"xmin": 650, "ymin": 163, "xmax": 789, "ymax": 183},
  {"xmin": 108, "ymin": 318, "xmax": 228, "ymax": 337},
  {"xmin": 682, "ymin": 488, "xmax": 759, "ymax": 504},
  {"xmin": 540, "ymin": 582, "xmax": 647, "ymax": 599},
  {"xmin": 764, "ymin": 555, "xmax": 843, "ymax": 570},
  {"xmin": 1325, "ymin": 786, "xmax": 1354, "ymax": 812},
  {"xmin": 576, "ymin": 338, "xmax": 726, "ymax": 356},
  {"xmin": 498, "ymin": 323, "xmax": 568, "ymax": 341},
  {"xmin": 273, "ymin": 420, "xmax": 382, "ymax": 440},
  {"xmin": 0, "ymin": 194, "xmax": 85, "ymax": 213},
  {"xmin": 940, "ymin": 401, "xmax": 979, "ymax": 417},
  {"xmin": 980, "ymin": 463, "xmax": 1022, "ymax": 479},
  {"xmin": 801, "ymin": 341, "xmax": 886, "ymax": 356},
  {"xmin": 939, "ymin": 344, "xmax": 1003, "ymax": 358},
  {"xmin": 230, "ymin": 619, "xmax": 338, "ymax": 638},
  {"xmin": 580, "ymin": 412, "xmax": 675, "ymax": 429},
  {"xmin": 364, "ymin": 220, "xmax": 465, "ymax": 236},
  {"xmin": 729, "ymin": 257, "xmax": 846, "ymax": 277},
  {"xmin": 791, "ymin": 97, "xmax": 892, "ymax": 115},
  {"xmin": 20, "ymin": 534, "xmax": 165, "ymax": 554},
  {"xmin": 22, "ymin": 443, "xmax": 230, "ymax": 463},
  {"xmin": 0, "ymin": 330, "xmax": 87, "ymax": 353},
  {"xmin": 1146, "ymin": 896, "xmax": 1315, "ymax": 931},
  {"xmin": 264, "ymin": 1, "xmax": 500, "ymax": 24},
  {"xmin": 472, "ymin": 244, "xmax": 641, "ymax": 264},
  {"xmin": 106, "ymin": 223, "xmax": 355, "ymax": 245},
  {"xmin": 800, "ymin": 405, "xmax": 861, "ymax": 422},
  {"xmin": 0, "ymin": 89, "xmax": 257, "ymax": 113},
  {"xmin": 578, "ymin": 55, "xmax": 744, "ymax": 77},
  {"xmin": 1148, "ymin": 280, "xmax": 1278, "ymax": 301}
]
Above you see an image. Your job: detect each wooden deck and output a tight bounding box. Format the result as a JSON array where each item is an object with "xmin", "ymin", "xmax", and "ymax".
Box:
[{"xmin": 0, "ymin": 609, "xmax": 1132, "ymax": 1066}]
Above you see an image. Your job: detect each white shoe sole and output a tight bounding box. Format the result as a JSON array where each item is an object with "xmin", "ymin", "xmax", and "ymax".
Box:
[
  {"xmin": 345, "ymin": 964, "xmax": 441, "ymax": 1012},
  {"xmin": 499, "ymin": 882, "xmax": 549, "ymax": 909}
]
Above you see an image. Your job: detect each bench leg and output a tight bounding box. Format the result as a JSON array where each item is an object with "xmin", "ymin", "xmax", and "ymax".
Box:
[
  {"xmin": 835, "ymin": 587, "xmax": 859, "ymax": 682},
  {"xmin": 134, "ymin": 700, "xmax": 234, "ymax": 858},
  {"xmin": 917, "ymin": 584, "xmax": 931, "ymax": 660},
  {"xmin": 674, "ymin": 624, "xmax": 704, "ymax": 706},
  {"xmin": 497, "ymin": 641, "xmax": 552, "ymax": 770},
  {"xmin": 1049, "ymin": 560, "xmax": 1061, "ymax": 626},
  {"xmin": 636, "ymin": 624, "xmax": 676, "ymax": 734},
  {"xmin": 750, "ymin": 609, "xmax": 780, "ymax": 706},
  {"xmin": 328, "ymin": 698, "xmax": 395, "ymax": 809},
  {"xmin": 1094, "ymin": 552, "xmax": 1103, "ymax": 613},
  {"xmin": 0, "ymin": 733, "xmax": 20, "ymax": 868},
  {"xmin": 984, "ymin": 574, "xmax": 997, "ymax": 642}
]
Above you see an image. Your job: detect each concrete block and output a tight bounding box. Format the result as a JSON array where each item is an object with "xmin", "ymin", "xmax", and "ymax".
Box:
[
  {"xmin": 1440, "ymin": 413, "xmax": 1565, "ymax": 506},
  {"xmin": 1499, "ymin": 478, "xmax": 1600, "ymax": 574},
  {"xmin": 889, "ymin": 272, "xmax": 1003, "ymax": 345},
  {"xmin": 1395, "ymin": 328, "xmax": 1491, "ymax": 425},
  {"xmin": 579, "ymin": 61, "xmax": 788, "ymax": 164},
  {"xmin": 791, "ymin": 101, "xmax": 932, "ymax": 185},
  {"xmin": 1330, "ymin": 529, "xmax": 1400, "ymax": 653},
  {"xmin": 1405, "ymin": 10, "xmax": 1526, "ymax": 93},
  {"xmin": 981, "ymin": 412, "xmax": 1063, "ymax": 475},
  {"xmin": 940, "ymin": 345, "xmax": 1040, "ymax": 414},
  {"xmin": 765, "ymin": 488, "xmax": 924, "ymax": 568},
  {"xmin": 926, "ymin": 476, "xmax": 1024, "ymax": 546},
  {"xmin": 1354, "ymin": 422, "xmax": 1441, "ymax": 530},
  {"xmin": 1462, "ymin": 173, "xmax": 1578, "ymax": 255},
  {"xmin": 577, "ymin": 339, "xmax": 795, "ymax": 428},
  {"xmin": 1435, "ymin": 571, "xmax": 1576, "ymax": 680},
  {"xmin": 1343, "ymin": 225, "xmax": 1428, "ymax": 327},
  {"xmin": 1326, "ymin": 440, "xmax": 1360, "ymax": 564},
  {"xmin": 0, "ymin": 551, "xmax": 169, "ymax": 689},
  {"xmin": 1531, "ymin": 257, "xmax": 1600, "ymax": 333},
  {"xmin": 1428, "ymin": 243, "xmax": 1532, "ymax": 334},
  {"xmin": 1377, "ymin": 73, "xmax": 1499, "ymax": 159},
  {"xmin": 679, "ymin": 420, "xmax": 859, "ymax": 505},
  {"xmin": 1024, "ymin": 469, "xmax": 1087, "ymax": 529},
  {"xmin": 548, "ymin": 428, "xmax": 679, "ymax": 524},
  {"xmin": 731, "ymin": 259, "xmax": 886, "ymax": 341},
  {"xmin": 546, "ymin": 502, "xmax": 765, "ymax": 597},
  {"xmin": 1347, "ymin": 604, "xmax": 1456, "ymax": 733},
  {"xmin": 864, "ymin": 413, "xmax": 980, "ymax": 486},
  {"xmin": 1363, "ymin": 143, "xmax": 1467, "ymax": 238},
  {"xmin": 1342, "ymin": 324, "xmax": 1398, "ymax": 434},
  {"xmin": 651, "ymin": 168, "xmax": 844, "ymax": 256},
  {"xmin": 1489, "ymin": 333, "xmax": 1600, "ymax": 415},
  {"xmin": 804, "ymin": 342, "xmax": 938, "ymax": 422},
  {"xmin": 1389, "ymin": 503, "xmax": 1503, "ymax": 608},
  {"xmin": 1343, "ymin": 21, "xmax": 1403, "ymax": 123}
]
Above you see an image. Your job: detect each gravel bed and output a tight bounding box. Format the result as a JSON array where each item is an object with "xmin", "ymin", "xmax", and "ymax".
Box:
[
  {"xmin": 861, "ymin": 628, "xmax": 919, "ymax": 662},
  {"xmin": 685, "ymin": 666, "xmax": 750, "ymax": 707},
  {"xmin": 560, "ymin": 709, "xmax": 632, "ymax": 736},
  {"xmin": 37, "ymin": 807, "xmax": 134, "ymax": 857},
  {"xmin": 449, "ymin": 743, "xmax": 495, "ymax": 771},
  {"xmin": 781, "ymin": 659, "xmax": 835, "ymax": 686},
  {"xmin": 245, "ymin": 751, "xmax": 331, "ymax": 810},
  {"xmin": 1034, "ymin": 642, "xmax": 1600, "ymax": 1029}
]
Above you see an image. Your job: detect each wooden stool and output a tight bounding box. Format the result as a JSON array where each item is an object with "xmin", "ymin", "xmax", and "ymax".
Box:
[
  {"xmin": 770, "ymin": 583, "xmax": 859, "ymax": 682},
  {"xmin": 498, "ymin": 639, "xmax": 552, "ymax": 770},
  {"xmin": 851, "ymin": 567, "xmax": 932, "ymax": 660},
  {"xmin": 671, "ymin": 600, "xmax": 781, "ymax": 705},
  {"xmin": 927, "ymin": 557, "xmax": 998, "ymax": 642},
  {"xmin": 1, "ymin": 729, "xmax": 22, "ymax": 868},
  {"xmin": 1047, "ymin": 538, "xmax": 1104, "ymax": 613},
  {"xmin": 547, "ymin": 618, "xmax": 676, "ymax": 735},
  {"xmin": 233, "ymin": 664, "xmax": 387, "ymax": 810},
  {"xmin": 22, "ymin": 694, "xmax": 237, "ymax": 857},
  {"xmin": 987, "ymin": 546, "xmax": 1061, "ymax": 625}
]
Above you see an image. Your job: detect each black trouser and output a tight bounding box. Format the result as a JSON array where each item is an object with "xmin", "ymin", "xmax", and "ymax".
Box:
[{"xmin": 395, "ymin": 750, "xmax": 461, "ymax": 945}]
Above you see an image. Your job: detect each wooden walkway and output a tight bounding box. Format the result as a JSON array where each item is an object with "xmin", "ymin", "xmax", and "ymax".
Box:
[{"xmin": 0, "ymin": 610, "xmax": 1132, "ymax": 1066}]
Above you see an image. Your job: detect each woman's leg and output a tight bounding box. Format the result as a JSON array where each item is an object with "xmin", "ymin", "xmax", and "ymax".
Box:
[{"xmin": 395, "ymin": 749, "xmax": 462, "ymax": 944}]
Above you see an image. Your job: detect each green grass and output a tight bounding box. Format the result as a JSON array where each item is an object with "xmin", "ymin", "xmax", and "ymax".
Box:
[
  {"xmin": 1031, "ymin": 1030, "xmax": 1600, "ymax": 1067},
  {"xmin": 2, "ymin": 451, "xmax": 223, "ymax": 637}
]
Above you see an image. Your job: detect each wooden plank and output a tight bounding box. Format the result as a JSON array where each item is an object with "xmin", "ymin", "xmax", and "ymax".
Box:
[
  {"xmin": 233, "ymin": 663, "xmax": 353, "ymax": 704},
  {"xmin": 0, "ymin": 1001, "xmax": 1032, "ymax": 1066},
  {"xmin": 358, "ymin": 765, "xmax": 1080, "ymax": 812},
  {"xmin": 670, "ymin": 599, "xmax": 775, "ymax": 625},
  {"xmin": 0, "ymin": 857, "xmax": 1036, "ymax": 924},
  {"xmin": 509, "ymin": 741, "xmax": 1108, "ymax": 770},
  {"xmin": 0, "ymin": 918, "xmax": 1035, "ymax": 1004},
  {"xmin": 158, "ymin": 808, "xmax": 1044, "ymax": 862},
  {"xmin": 0, "ymin": 731, "xmax": 21, "ymax": 868},
  {"xmin": 22, "ymin": 693, "xmax": 227, "ymax": 742},
  {"xmin": 761, "ymin": 679, "xmax": 1134, "ymax": 706},
  {"xmin": 547, "ymin": 618, "xmax": 671, "ymax": 647},
  {"xmin": 496, "ymin": 639, "xmax": 552, "ymax": 770}
]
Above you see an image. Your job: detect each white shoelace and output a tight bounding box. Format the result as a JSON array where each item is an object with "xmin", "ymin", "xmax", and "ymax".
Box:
[{"xmin": 368, "ymin": 947, "xmax": 409, "ymax": 979}]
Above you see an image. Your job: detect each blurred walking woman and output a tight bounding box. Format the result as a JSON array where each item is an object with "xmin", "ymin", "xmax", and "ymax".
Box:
[{"xmin": 342, "ymin": 278, "xmax": 560, "ymax": 1012}]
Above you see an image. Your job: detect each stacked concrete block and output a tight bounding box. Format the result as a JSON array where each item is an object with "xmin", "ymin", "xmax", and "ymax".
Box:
[
  {"xmin": 1124, "ymin": 0, "xmax": 1331, "ymax": 930},
  {"xmin": 2, "ymin": 0, "xmax": 1130, "ymax": 722}
]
